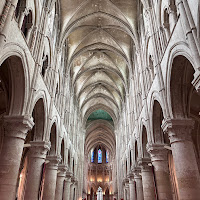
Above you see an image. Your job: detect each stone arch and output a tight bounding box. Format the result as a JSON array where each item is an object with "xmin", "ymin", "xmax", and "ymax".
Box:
[
  {"xmin": 31, "ymin": 98, "xmax": 46, "ymax": 141},
  {"xmin": 165, "ymin": 43, "xmax": 195, "ymax": 118},
  {"xmin": 149, "ymin": 90, "xmax": 167, "ymax": 119},
  {"xmin": 60, "ymin": 138, "xmax": 65, "ymax": 164},
  {"xmin": 48, "ymin": 122, "xmax": 57, "ymax": 156},
  {"xmin": 170, "ymin": 55, "xmax": 200, "ymax": 168},
  {"xmin": 152, "ymin": 100, "xmax": 169, "ymax": 144},
  {"xmin": 141, "ymin": 125, "xmax": 150, "ymax": 158},
  {"xmin": 170, "ymin": 55, "xmax": 195, "ymax": 118},
  {"xmin": 129, "ymin": 149, "xmax": 132, "ymax": 169},
  {"xmin": 0, "ymin": 55, "xmax": 27, "ymax": 115},
  {"xmin": 68, "ymin": 148, "xmax": 71, "ymax": 167},
  {"xmin": 162, "ymin": 7, "xmax": 170, "ymax": 40},
  {"xmin": 148, "ymin": 90, "xmax": 168, "ymax": 143},
  {"xmin": 21, "ymin": 9, "xmax": 33, "ymax": 38},
  {"xmin": 134, "ymin": 139, "xmax": 139, "ymax": 165},
  {"xmin": 29, "ymin": 89, "xmax": 49, "ymax": 136}
]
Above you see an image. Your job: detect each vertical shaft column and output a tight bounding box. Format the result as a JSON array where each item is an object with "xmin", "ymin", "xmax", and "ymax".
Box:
[
  {"xmin": 0, "ymin": 116, "xmax": 33, "ymax": 200},
  {"xmin": 125, "ymin": 182, "xmax": 130, "ymax": 200},
  {"xmin": 24, "ymin": 141, "xmax": 50, "ymax": 200},
  {"xmin": 128, "ymin": 176, "xmax": 136, "ymax": 200},
  {"xmin": 63, "ymin": 172, "xmax": 72, "ymax": 200},
  {"xmin": 42, "ymin": 155, "xmax": 61, "ymax": 200},
  {"xmin": 147, "ymin": 144, "xmax": 173, "ymax": 200},
  {"xmin": 138, "ymin": 158, "xmax": 156, "ymax": 200},
  {"xmin": 134, "ymin": 171, "xmax": 144, "ymax": 200},
  {"xmin": 162, "ymin": 119, "xmax": 200, "ymax": 200},
  {"xmin": 55, "ymin": 165, "xmax": 68, "ymax": 200}
]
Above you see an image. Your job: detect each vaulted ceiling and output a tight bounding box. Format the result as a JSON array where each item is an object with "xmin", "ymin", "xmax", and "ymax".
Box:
[{"xmin": 59, "ymin": 0, "xmax": 139, "ymax": 156}]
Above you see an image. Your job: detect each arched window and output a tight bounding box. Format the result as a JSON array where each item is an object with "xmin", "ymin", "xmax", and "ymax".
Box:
[
  {"xmin": 98, "ymin": 149, "xmax": 102, "ymax": 163},
  {"xmin": 15, "ymin": 0, "xmax": 25, "ymax": 19},
  {"xmin": 163, "ymin": 8, "xmax": 170, "ymax": 40},
  {"xmin": 106, "ymin": 151, "xmax": 109, "ymax": 163},
  {"xmin": 55, "ymin": 83, "xmax": 59, "ymax": 98},
  {"xmin": 149, "ymin": 55, "xmax": 154, "ymax": 83},
  {"xmin": 42, "ymin": 55, "xmax": 48, "ymax": 77},
  {"xmin": 91, "ymin": 150, "xmax": 94, "ymax": 163},
  {"xmin": 21, "ymin": 10, "xmax": 33, "ymax": 38}
]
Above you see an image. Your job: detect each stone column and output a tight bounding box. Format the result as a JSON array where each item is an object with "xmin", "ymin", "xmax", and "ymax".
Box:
[
  {"xmin": 24, "ymin": 141, "xmax": 50, "ymax": 200},
  {"xmin": 147, "ymin": 144, "xmax": 173, "ymax": 200},
  {"xmin": 18, "ymin": 10, "xmax": 26, "ymax": 29},
  {"xmin": 138, "ymin": 158, "xmax": 156, "ymax": 200},
  {"xmin": 128, "ymin": 176, "xmax": 136, "ymax": 200},
  {"xmin": 168, "ymin": 4, "xmax": 177, "ymax": 27},
  {"xmin": 55, "ymin": 165, "xmax": 68, "ymax": 200},
  {"xmin": 42, "ymin": 155, "xmax": 61, "ymax": 200},
  {"xmin": 63, "ymin": 172, "xmax": 72, "ymax": 200},
  {"xmin": 125, "ymin": 182, "xmax": 130, "ymax": 200},
  {"xmin": 134, "ymin": 170, "xmax": 144, "ymax": 200},
  {"xmin": 162, "ymin": 119, "xmax": 200, "ymax": 200},
  {"xmin": 0, "ymin": 115, "xmax": 34, "ymax": 200}
]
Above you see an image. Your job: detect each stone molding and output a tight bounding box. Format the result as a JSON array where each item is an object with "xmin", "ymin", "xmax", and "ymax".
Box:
[
  {"xmin": 29, "ymin": 141, "xmax": 51, "ymax": 159},
  {"xmin": 146, "ymin": 143, "xmax": 168, "ymax": 162},
  {"xmin": 162, "ymin": 118, "xmax": 194, "ymax": 144},
  {"xmin": 65, "ymin": 171, "xmax": 73, "ymax": 182},
  {"xmin": 137, "ymin": 157, "xmax": 152, "ymax": 172},
  {"xmin": 57, "ymin": 164, "xmax": 68, "ymax": 177},
  {"xmin": 3, "ymin": 115, "xmax": 34, "ymax": 139},
  {"xmin": 132, "ymin": 167, "xmax": 142, "ymax": 179},
  {"xmin": 0, "ymin": 0, "xmax": 12, "ymax": 32},
  {"xmin": 192, "ymin": 71, "xmax": 200, "ymax": 93},
  {"xmin": 71, "ymin": 176, "xmax": 78, "ymax": 184},
  {"xmin": 46, "ymin": 155, "xmax": 62, "ymax": 169}
]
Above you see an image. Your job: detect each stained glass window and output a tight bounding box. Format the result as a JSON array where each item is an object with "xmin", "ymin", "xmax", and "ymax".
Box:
[
  {"xmin": 91, "ymin": 150, "xmax": 94, "ymax": 163},
  {"xmin": 106, "ymin": 151, "xmax": 109, "ymax": 163},
  {"xmin": 98, "ymin": 149, "xmax": 102, "ymax": 163}
]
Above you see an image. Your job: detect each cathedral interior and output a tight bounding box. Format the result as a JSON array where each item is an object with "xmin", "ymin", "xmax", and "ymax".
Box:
[{"xmin": 0, "ymin": 0, "xmax": 200, "ymax": 200}]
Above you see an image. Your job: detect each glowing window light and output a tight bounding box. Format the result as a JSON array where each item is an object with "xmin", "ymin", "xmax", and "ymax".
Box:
[
  {"xmin": 91, "ymin": 150, "xmax": 94, "ymax": 163},
  {"xmin": 98, "ymin": 149, "xmax": 102, "ymax": 163},
  {"xmin": 106, "ymin": 151, "xmax": 109, "ymax": 163}
]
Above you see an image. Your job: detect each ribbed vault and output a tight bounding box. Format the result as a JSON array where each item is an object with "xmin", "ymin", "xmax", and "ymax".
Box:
[{"xmin": 59, "ymin": 0, "xmax": 138, "ymax": 158}]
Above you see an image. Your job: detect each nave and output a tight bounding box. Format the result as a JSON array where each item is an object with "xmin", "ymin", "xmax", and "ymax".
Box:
[{"xmin": 0, "ymin": 0, "xmax": 200, "ymax": 200}]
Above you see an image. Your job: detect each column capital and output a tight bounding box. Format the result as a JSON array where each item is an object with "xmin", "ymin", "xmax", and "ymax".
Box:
[
  {"xmin": 3, "ymin": 115, "xmax": 34, "ymax": 139},
  {"xmin": 127, "ymin": 171, "xmax": 134, "ymax": 180},
  {"xmin": 57, "ymin": 164, "xmax": 68, "ymax": 177},
  {"xmin": 66, "ymin": 171, "xmax": 72, "ymax": 179},
  {"xmin": 46, "ymin": 155, "xmax": 61, "ymax": 169},
  {"xmin": 138, "ymin": 157, "xmax": 152, "ymax": 171},
  {"xmin": 122, "ymin": 178, "xmax": 129, "ymax": 185},
  {"xmin": 132, "ymin": 167, "xmax": 142, "ymax": 179},
  {"xmin": 146, "ymin": 143, "xmax": 168, "ymax": 162},
  {"xmin": 71, "ymin": 176, "xmax": 78, "ymax": 184},
  {"xmin": 29, "ymin": 141, "xmax": 51, "ymax": 159},
  {"xmin": 162, "ymin": 118, "xmax": 194, "ymax": 143}
]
